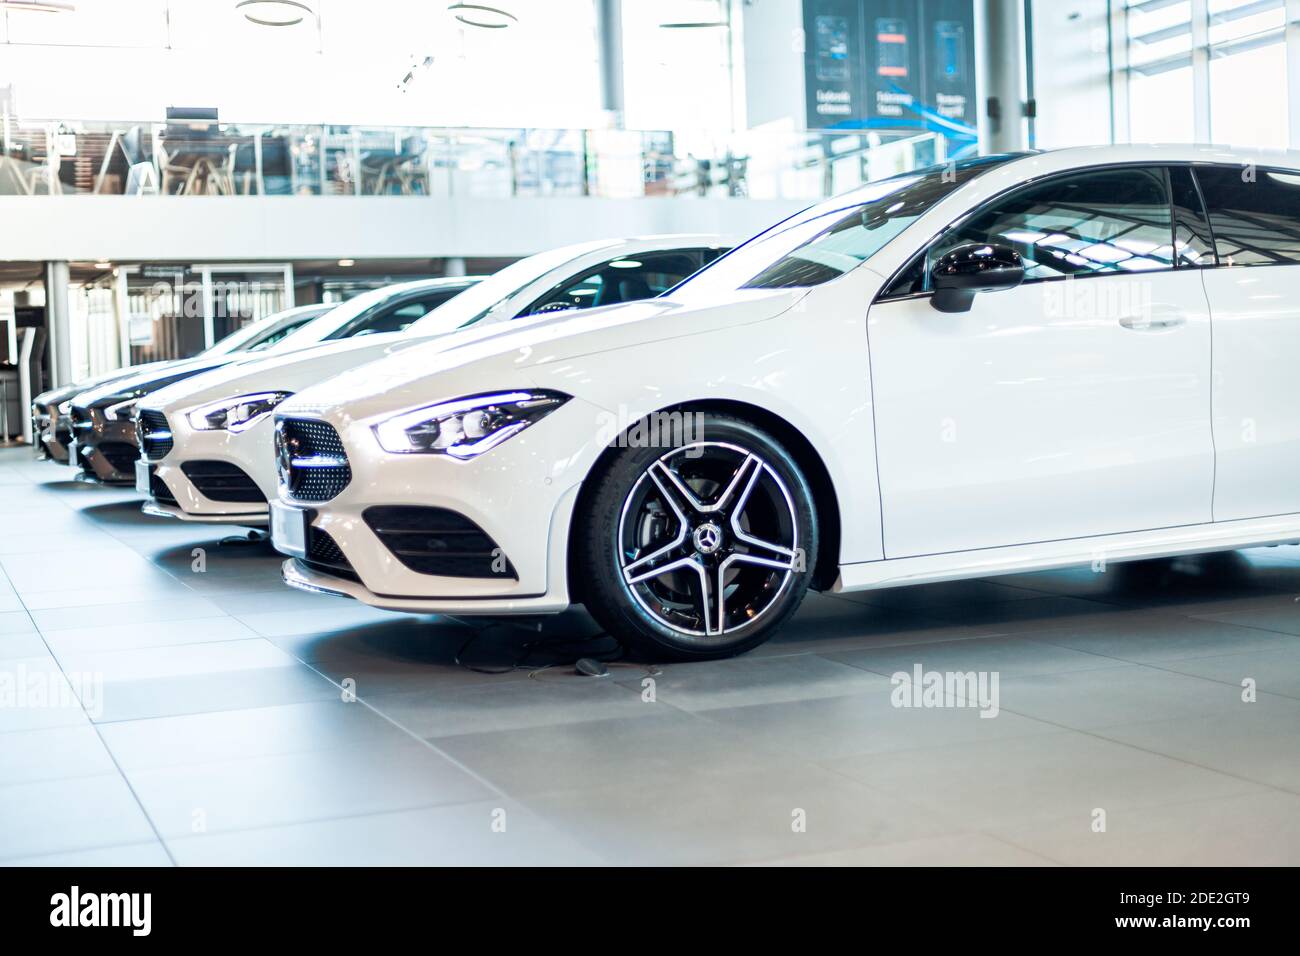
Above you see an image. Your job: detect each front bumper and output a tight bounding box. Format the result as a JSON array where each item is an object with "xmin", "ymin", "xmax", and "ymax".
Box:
[
  {"xmin": 33, "ymin": 406, "xmax": 72, "ymax": 463},
  {"xmin": 139, "ymin": 411, "xmax": 274, "ymax": 526},
  {"xmin": 270, "ymin": 402, "xmax": 603, "ymax": 615},
  {"xmin": 69, "ymin": 409, "xmax": 138, "ymax": 483}
]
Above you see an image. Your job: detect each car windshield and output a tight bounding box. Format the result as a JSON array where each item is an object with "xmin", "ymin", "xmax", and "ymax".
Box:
[
  {"xmin": 204, "ymin": 307, "xmax": 328, "ymax": 356},
  {"xmin": 406, "ymin": 239, "xmax": 620, "ymax": 336},
  {"xmin": 666, "ymin": 155, "xmax": 1019, "ymax": 301}
]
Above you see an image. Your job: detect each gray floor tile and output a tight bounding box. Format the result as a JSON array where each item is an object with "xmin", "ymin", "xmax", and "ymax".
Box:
[
  {"xmin": 370, "ymin": 675, "xmax": 656, "ymax": 738},
  {"xmin": 0, "ymin": 774, "xmax": 157, "ymax": 861},
  {"xmin": 42, "ymin": 616, "xmax": 262, "ymax": 656},
  {"xmin": 28, "ymin": 595, "xmax": 226, "ymax": 632},
  {"xmin": 523, "ymin": 765, "xmax": 956, "ymax": 866},
  {"xmin": 827, "ymin": 634, "xmax": 1120, "ymax": 680},
  {"xmin": 1093, "ymin": 697, "xmax": 1300, "ymax": 792},
  {"xmin": 751, "ymin": 832, "xmax": 1057, "ymax": 866},
  {"xmin": 2, "ymin": 841, "xmax": 173, "ymax": 867},
  {"xmin": 611, "ymin": 652, "xmax": 883, "ymax": 711},
  {"xmin": 995, "ymin": 663, "xmax": 1268, "ymax": 730},
  {"xmin": 0, "ymin": 723, "xmax": 117, "ymax": 784},
  {"xmin": 993, "ymin": 790, "xmax": 1300, "ymax": 865},
  {"xmin": 89, "ymin": 663, "xmax": 343, "ymax": 723},
  {"xmin": 100, "ymin": 698, "xmax": 409, "ymax": 771},
  {"xmin": 436, "ymin": 710, "xmax": 793, "ymax": 797},
  {"xmin": 166, "ymin": 801, "xmax": 602, "ymax": 866},
  {"xmin": 1028, "ymin": 613, "xmax": 1300, "ymax": 663},
  {"xmin": 124, "ymin": 737, "xmax": 494, "ymax": 837},
  {"xmin": 827, "ymin": 730, "xmax": 1265, "ymax": 831},
  {"xmin": 700, "ymin": 686, "xmax": 1059, "ymax": 761}
]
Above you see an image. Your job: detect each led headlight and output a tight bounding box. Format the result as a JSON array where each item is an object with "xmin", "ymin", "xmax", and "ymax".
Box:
[
  {"xmin": 187, "ymin": 392, "xmax": 293, "ymax": 434},
  {"xmin": 373, "ymin": 390, "xmax": 569, "ymax": 458}
]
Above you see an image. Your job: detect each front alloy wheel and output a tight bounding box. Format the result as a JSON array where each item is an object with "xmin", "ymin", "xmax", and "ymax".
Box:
[{"xmin": 579, "ymin": 415, "xmax": 818, "ymax": 660}]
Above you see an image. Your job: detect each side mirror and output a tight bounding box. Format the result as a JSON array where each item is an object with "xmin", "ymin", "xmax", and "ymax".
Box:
[{"xmin": 930, "ymin": 242, "xmax": 1024, "ymax": 313}]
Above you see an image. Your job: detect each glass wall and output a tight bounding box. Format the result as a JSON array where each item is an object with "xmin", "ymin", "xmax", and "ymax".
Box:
[{"xmin": 1122, "ymin": 0, "xmax": 1295, "ymax": 148}]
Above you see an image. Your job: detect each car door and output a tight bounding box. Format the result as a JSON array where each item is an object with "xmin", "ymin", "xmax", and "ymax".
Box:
[
  {"xmin": 867, "ymin": 164, "xmax": 1215, "ymax": 558},
  {"xmin": 1193, "ymin": 164, "xmax": 1300, "ymax": 521}
]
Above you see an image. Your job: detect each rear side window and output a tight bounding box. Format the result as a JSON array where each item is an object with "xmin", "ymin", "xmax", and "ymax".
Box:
[
  {"xmin": 1169, "ymin": 166, "xmax": 1217, "ymax": 268},
  {"xmin": 1194, "ymin": 165, "xmax": 1300, "ymax": 266}
]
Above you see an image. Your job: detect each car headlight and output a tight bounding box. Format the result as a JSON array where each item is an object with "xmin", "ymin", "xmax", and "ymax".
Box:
[
  {"xmin": 372, "ymin": 390, "xmax": 569, "ymax": 458},
  {"xmin": 187, "ymin": 392, "xmax": 293, "ymax": 434},
  {"xmin": 104, "ymin": 397, "xmax": 138, "ymax": 422}
]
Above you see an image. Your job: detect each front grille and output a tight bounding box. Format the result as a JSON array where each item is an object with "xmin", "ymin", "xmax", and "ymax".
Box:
[
  {"xmin": 180, "ymin": 460, "xmax": 265, "ymax": 503},
  {"xmin": 277, "ymin": 418, "xmax": 351, "ymax": 502},
  {"xmin": 363, "ymin": 505, "xmax": 516, "ymax": 579},
  {"xmin": 98, "ymin": 441, "xmax": 139, "ymax": 474},
  {"xmin": 304, "ymin": 527, "xmax": 358, "ymax": 581},
  {"xmin": 137, "ymin": 409, "xmax": 173, "ymax": 460},
  {"xmin": 69, "ymin": 405, "xmax": 93, "ymax": 437},
  {"xmin": 150, "ymin": 472, "xmax": 177, "ymax": 504}
]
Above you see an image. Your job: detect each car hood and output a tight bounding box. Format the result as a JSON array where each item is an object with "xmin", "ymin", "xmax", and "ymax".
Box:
[
  {"xmin": 72, "ymin": 356, "xmax": 237, "ymax": 409},
  {"xmin": 279, "ymin": 287, "xmax": 805, "ymax": 420},
  {"xmin": 142, "ymin": 333, "xmax": 429, "ymax": 414},
  {"xmin": 34, "ymin": 360, "xmax": 188, "ymax": 407}
]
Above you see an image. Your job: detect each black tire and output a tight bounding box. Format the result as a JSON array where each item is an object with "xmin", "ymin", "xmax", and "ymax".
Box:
[{"xmin": 577, "ymin": 413, "xmax": 818, "ymax": 661}]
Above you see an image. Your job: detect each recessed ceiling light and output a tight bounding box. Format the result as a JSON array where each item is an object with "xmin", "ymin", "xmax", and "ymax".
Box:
[
  {"xmin": 337, "ymin": 259, "xmax": 355, "ymax": 267},
  {"xmin": 235, "ymin": 0, "xmax": 312, "ymax": 27},
  {"xmin": 0, "ymin": 1, "xmax": 76, "ymax": 11},
  {"xmin": 447, "ymin": 3, "xmax": 517, "ymax": 29},
  {"xmin": 93, "ymin": 261, "xmax": 111, "ymax": 269}
]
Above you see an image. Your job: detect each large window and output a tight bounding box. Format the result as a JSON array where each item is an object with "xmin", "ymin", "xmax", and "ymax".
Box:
[
  {"xmin": 1195, "ymin": 164, "xmax": 1300, "ymax": 265},
  {"xmin": 1123, "ymin": 0, "xmax": 1293, "ymax": 148}
]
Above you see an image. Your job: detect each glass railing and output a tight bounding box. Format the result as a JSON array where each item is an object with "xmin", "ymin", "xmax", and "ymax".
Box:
[{"xmin": 0, "ymin": 118, "xmax": 955, "ymax": 202}]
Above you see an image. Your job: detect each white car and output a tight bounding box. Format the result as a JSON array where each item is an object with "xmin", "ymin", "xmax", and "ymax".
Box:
[
  {"xmin": 32, "ymin": 303, "xmax": 329, "ymax": 464},
  {"xmin": 267, "ymin": 145, "xmax": 1300, "ymax": 660},
  {"xmin": 136, "ymin": 236, "xmax": 731, "ymax": 525}
]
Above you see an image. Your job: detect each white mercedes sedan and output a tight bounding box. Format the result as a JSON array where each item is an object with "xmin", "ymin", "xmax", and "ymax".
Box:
[{"xmin": 269, "ymin": 145, "xmax": 1300, "ymax": 660}]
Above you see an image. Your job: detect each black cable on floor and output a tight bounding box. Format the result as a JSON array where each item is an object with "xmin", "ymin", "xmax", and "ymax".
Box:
[{"xmin": 453, "ymin": 622, "xmax": 631, "ymax": 677}]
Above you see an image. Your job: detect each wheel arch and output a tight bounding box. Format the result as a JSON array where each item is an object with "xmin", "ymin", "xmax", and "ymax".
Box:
[{"xmin": 565, "ymin": 398, "xmax": 843, "ymax": 602}]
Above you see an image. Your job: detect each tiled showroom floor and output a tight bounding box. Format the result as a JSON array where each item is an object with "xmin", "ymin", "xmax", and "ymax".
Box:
[{"xmin": 2, "ymin": 445, "xmax": 1299, "ymax": 866}]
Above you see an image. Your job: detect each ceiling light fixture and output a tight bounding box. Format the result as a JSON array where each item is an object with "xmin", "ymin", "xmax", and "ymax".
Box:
[
  {"xmin": 93, "ymin": 260, "xmax": 111, "ymax": 269},
  {"xmin": 447, "ymin": 3, "xmax": 517, "ymax": 29},
  {"xmin": 337, "ymin": 259, "xmax": 355, "ymax": 267},
  {"xmin": 235, "ymin": 0, "xmax": 312, "ymax": 27},
  {"xmin": 0, "ymin": 1, "xmax": 77, "ymax": 12}
]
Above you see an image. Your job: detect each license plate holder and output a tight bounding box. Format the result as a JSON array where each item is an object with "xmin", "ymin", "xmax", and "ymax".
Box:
[
  {"xmin": 270, "ymin": 501, "xmax": 312, "ymax": 559},
  {"xmin": 135, "ymin": 459, "xmax": 153, "ymax": 495}
]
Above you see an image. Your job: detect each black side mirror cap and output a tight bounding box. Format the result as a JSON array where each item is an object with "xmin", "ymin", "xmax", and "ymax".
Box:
[{"xmin": 930, "ymin": 242, "xmax": 1025, "ymax": 313}]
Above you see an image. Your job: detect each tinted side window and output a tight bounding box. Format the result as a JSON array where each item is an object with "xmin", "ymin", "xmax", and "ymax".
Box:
[
  {"xmin": 927, "ymin": 167, "xmax": 1175, "ymax": 283},
  {"xmin": 522, "ymin": 252, "xmax": 702, "ymax": 316},
  {"xmin": 247, "ymin": 316, "xmax": 315, "ymax": 351},
  {"xmin": 1194, "ymin": 164, "xmax": 1300, "ymax": 266},
  {"xmin": 334, "ymin": 290, "xmax": 461, "ymax": 339},
  {"xmin": 1169, "ymin": 166, "xmax": 1217, "ymax": 268}
]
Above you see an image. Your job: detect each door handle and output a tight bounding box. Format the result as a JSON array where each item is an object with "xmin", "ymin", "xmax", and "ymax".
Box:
[{"xmin": 1118, "ymin": 309, "xmax": 1186, "ymax": 332}]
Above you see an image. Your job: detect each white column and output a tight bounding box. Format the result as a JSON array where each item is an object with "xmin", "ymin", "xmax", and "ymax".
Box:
[
  {"xmin": 443, "ymin": 257, "xmax": 467, "ymax": 278},
  {"xmin": 44, "ymin": 260, "xmax": 72, "ymax": 387},
  {"xmin": 976, "ymin": 0, "xmax": 1029, "ymax": 153}
]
